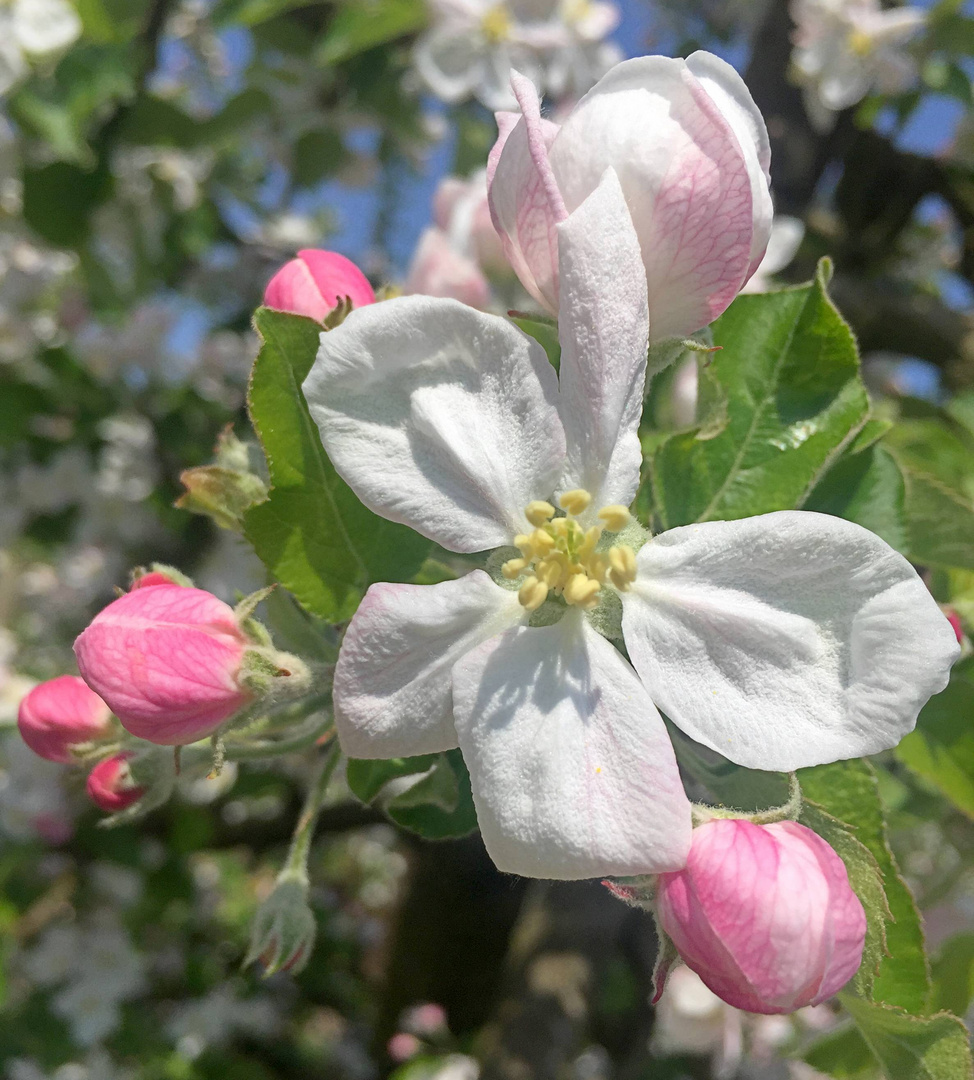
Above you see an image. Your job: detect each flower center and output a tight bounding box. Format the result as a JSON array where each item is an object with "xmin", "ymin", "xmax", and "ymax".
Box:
[
  {"xmin": 848, "ymin": 28, "xmax": 875, "ymax": 57},
  {"xmin": 481, "ymin": 3, "xmax": 512, "ymax": 43},
  {"xmin": 502, "ymin": 489, "xmax": 638, "ymax": 612}
]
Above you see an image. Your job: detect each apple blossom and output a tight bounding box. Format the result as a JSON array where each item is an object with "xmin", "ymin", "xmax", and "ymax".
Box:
[
  {"xmin": 404, "ymin": 229, "xmax": 492, "ymax": 310},
  {"xmin": 18, "ymin": 676, "xmax": 113, "ymax": 764},
  {"xmin": 86, "ymin": 753, "xmax": 146, "ymax": 813},
  {"xmin": 263, "ymin": 250, "xmax": 375, "ymax": 322},
  {"xmin": 487, "ymin": 54, "xmax": 774, "ymax": 341},
  {"xmin": 790, "ymin": 0, "xmax": 925, "ymax": 124},
  {"xmin": 74, "ymin": 582, "xmax": 254, "ymax": 746},
  {"xmin": 414, "ymin": 0, "xmax": 621, "ymax": 111},
  {"xmin": 0, "ymin": 0, "xmax": 82, "ymax": 96},
  {"xmin": 656, "ymin": 819, "xmax": 867, "ymax": 1014},
  {"xmin": 303, "ymin": 166, "xmax": 958, "ymax": 879}
]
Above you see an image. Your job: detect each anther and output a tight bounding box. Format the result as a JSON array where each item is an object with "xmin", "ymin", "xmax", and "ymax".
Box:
[
  {"xmin": 578, "ymin": 526, "xmax": 601, "ymax": 559},
  {"xmin": 518, "ymin": 576, "xmax": 549, "ymax": 611},
  {"xmin": 598, "ymin": 505, "xmax": 631, "ymax": 532},
  {"xmin": 608, "ymin": 544, "xmax": 637, "ymax": 591},
  {"xmin": 530, "ymin": 528, "xmax": 556, "ymax": 554},
  {"xmin": 559, "ymin": 489, "xmax": 592, "ymax": 516},
  {"xmin": 536, "ymin": 560, "xmax": 563, "ymax": 588},
  {"xmin": 525, "ymin": 501, "xmax": 555, "ymax": 527},
  {"xmin": 564, "ymin": 574, "xmax": 601, "ymax": 609},
  {"xmin": 502, "ymin": 558, "xmax": 528, "ymax": 580}
]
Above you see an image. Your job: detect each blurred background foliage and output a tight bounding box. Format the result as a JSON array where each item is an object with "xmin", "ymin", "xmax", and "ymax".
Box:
[{"xmin": 1, "ymin": 1, "xmax": 974, "ymax": 1078}]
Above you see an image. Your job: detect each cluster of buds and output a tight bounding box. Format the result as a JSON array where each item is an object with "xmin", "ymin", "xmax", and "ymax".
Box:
[{"xmin": 17, "ymin": 566, "xmax": 311, "ymax": 820}]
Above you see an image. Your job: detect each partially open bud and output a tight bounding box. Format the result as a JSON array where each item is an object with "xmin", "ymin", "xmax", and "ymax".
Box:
[
  {"xmin": 86, "ymin": 752, "xmax": 146, "ymax": 812},
  {"xmin": 656, "ymin": 819, "xmax": 866, "ymax": 1014},
  {"xmin": 245, "ymin": 876, "xmax": 317, "ymax": 976},
  {"xmin": 74, "ymin": 583, "xmax": 254, "ymax": 746},
  {"xmin": 263, "ymin": 249, "xmax": 375, "ymax": 322},
  {"xmin": 17, "ymin": 675, "xmax": 113, "ymax": 763}
]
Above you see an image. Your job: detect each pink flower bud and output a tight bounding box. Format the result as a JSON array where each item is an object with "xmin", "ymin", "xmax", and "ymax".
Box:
[
  {"xmin": 656, "ymin": 819, "xmax": 866, "ymax": 1014},
  {"xmin": 86, "ymin": 753, "xmax": 145, "ymax": 813},
  {"xmin": 17, "ymin": 675, "xmax": 113, "ymax": 763},
  {"xmin": 74, "ymin": 585, "xmax": 253, "ymax": 746},
  {"xmin": 945, "ymin": 607, "xmax": 964, "ymax": 644},
  {"xmin": 130, "ymin": 570, "xmax": 181, "ymax": 590},
  {"xmin": 263, "ymin": 249, "xmax": 376, "ymax": 321}
]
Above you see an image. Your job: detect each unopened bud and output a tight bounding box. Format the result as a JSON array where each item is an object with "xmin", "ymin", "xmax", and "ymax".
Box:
[
  {"xmin": 86, "ymin": 752, "xmax": 146, "ymax": 813},
  {"xmin": 263, "ymin": 249, "xmax": 375, "ymax": 322},
  {"xmin": 655, "ymin": 819, "xmax": 865, "ymax": 1014},
  {"xmin": 18, "ymin": 676, "xmax": 113, "ymax": 763},
  {"xmin": 245, "ymin": 876, "xmax": 317, "ymax": 977}
]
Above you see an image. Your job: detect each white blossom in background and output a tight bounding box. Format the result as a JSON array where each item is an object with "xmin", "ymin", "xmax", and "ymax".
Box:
[
  {"xmin": 165, "ymin": 982, "xmax": 281, "ymax": 1058},
  {"xmin": 790, "ymin": 0, "xmax": 925, "ymax": 128},
  {"xmin": 414, "ymin": 0, "xmax": 622, "ymax": 109},
  {"xmin": 404, "ymin": 170, "xmax": 509, "ymax": 309},
  {"xmin": 0, "ymin": 733, "xmax": 75, "ymax": 843},
  {"xmin": 0, "ymin": 0, "xmax": 82, "ymax": 96},
  {"xmin": 741, "ymin": 214, "xmax": 805, "ymax": 293}
]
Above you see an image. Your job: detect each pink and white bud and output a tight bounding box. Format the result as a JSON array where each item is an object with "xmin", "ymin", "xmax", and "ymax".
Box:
[
  {"xmin": 944, "ymin": 607, "xmax": 964, "ymax": 645},
  {"xmin": 263, "ymin": 249, "xmax": 376, "ymax": 321},
  {"xmin": 74, "ymin": 583, "xmax": 253, "ymax": 746},
  {"xmin": 404, "ymin": 228, "xmax": 492, "ymax": 310},
  {"xmin": 17, "ymin": 675, "xmax": 113, "ymax": 763},
  {"xmin": 487, "ymin": 54, "xmax": 773, "ymax": 342},
  {"xmin": 656, "ymin": 819, "xmax": 866, "ymax": 1015},
  {"xmin": 86, "ymin": 752, "xmax": 145, "ymax": 813}
]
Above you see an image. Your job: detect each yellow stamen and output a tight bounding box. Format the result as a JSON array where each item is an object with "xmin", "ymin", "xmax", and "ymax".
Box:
[
  {"xmin": 502, "ymin": 558, "xmax": 528, "ymax": 580},
  {"xmin": 525, "ymin": 500, "xmax": 556, "ymax": 527},
  {"xmin": 518, "ymin": 576, "xmax": 549, "ymax": 611},
  {"xmin": 598, "ymin": 504, "xmax": 631, "ymax": 532},
  {"xmin": 848, "ymin": 28, "xmax": 874, "ymax": 56},
  {"xmin": 481, "ymin": 2, "xmax": 512, "ymax": 43},
  {"xmin": 530, "ymin": 528, "xmax": 556, "ymax": 555},
  {"xmin": 564, "ymin": 574, "xmax": 601, "ymax": 609},
  {"xmin": 608, "ymin": 544, "xmax": 637, "ymax": 591},
  {"xmin": 536, "ymin": 559, "xmax": 563, "ymax": 588},
  {"xmin": 559, "ymin": 489, "xmax": 592, "ymax": 516}
]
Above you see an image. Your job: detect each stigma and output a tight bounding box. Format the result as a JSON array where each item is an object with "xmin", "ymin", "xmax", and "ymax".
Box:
[{"xmin": 503, "ymin": 490, "xmax": 638, "ymax": 612}]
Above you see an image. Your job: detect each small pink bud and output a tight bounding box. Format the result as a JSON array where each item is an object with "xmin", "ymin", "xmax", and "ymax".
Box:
[
  {"xmin": 17, "ymin": 675, "xmax": 113, "ymax": 763},
  {"xmin": 945, "ymin": 608, "xmax": 964, "ymax": 645},
  {"xmin": 656, "ymin": 819, "xmax": 866, "ymax": 1015},
  {"xmin": 86, "ymin": 753, "xmax": 145, "ymax": 813},
  {"xmin": 387, "ymin": 1033, "xmax": 421, "ymax": 1062},
  {"xmin": 130, "ymin": 570, "xmax": 181, "ymax": 590},
  {"xmin": 263, "ymin": 249, "xmax": 376, "ymax": 321},
  {"xmin": 74, "ymin": 585, "xmax": 253, "ymax": 746}
]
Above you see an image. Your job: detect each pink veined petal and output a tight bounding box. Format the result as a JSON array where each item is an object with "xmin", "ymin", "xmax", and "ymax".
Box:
[
  {"xmin": 621, "ymin": 511, "xmax": 961, "ymax": 771},
  {"xmin": 303, "ymin": 295, "xmax": 566, "ymax": 552},
  {"xmin": 451, "ymin": 610, "xmax": 693, "ymax": 880},
  {"xmin": 548, "ymin": 55, "xmax": 758, "ymax": 341},
  {"xmin": 74, "ymin": 586, "xmax": 251, "ymax": 746},
  {"xmin": 333, "ymin": 571, "xmax": 526, "ymax": 759},
  {"xmin": 555, "ymin": 167, "xmax": 649, "ymax": 516},
  {"xmin": 487, "ymin": 86, "xmax": 563, "ymax": 313},
  {"xmin": 684, "ymin": 51, "xmax": 774, "ymax": 281}
]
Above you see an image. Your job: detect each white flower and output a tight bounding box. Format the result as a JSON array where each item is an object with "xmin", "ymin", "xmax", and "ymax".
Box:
[
  {"xmin": 790, "ymin": 0, "xmax": 925, "ymax": 121},
  {"xmin": 0, "ymin": 0, "xmax": 81, "ymax": 96},
  {"xmin": 741, "ymin": 215, "xmax": 805, "ymax": 293},
  {"xmin": 414, "ymin": 0, "xmax": 621, "ymax": 109},
  {"xmin": 304, "ymin": 165, "xmax": 958, "ymax": 880}
]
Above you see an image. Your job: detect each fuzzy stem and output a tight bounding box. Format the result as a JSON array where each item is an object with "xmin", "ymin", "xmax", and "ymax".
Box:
[{"xmin": 281, "ymin": 739, "xmax": 342, "ymax": 884}]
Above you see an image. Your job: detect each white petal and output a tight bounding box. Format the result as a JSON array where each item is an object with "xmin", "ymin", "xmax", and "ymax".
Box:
[
  {"xmin": 304, "ymin": 295, "xmax": 565, "ymax": 552},
  {"xmin": 685, "ymin": 51, "xmax": 774, "ymax": 280},
  {"xmin": 556, "ymin": 168, "xmax": 649, "ymax": 514},
  {"xmin": 622, "ymin": 512, "xmax": 961, "ymax": 772},
  {"xmin": 334, "ymin": 571, "xmax": 526, "ymax": 759},
  {"xmin": 452, "ymin": 611, "xmax": 693, "ymax": 879},
  {"xmin": 413, "ymin": 25, "xmax": 485, "ymax": 103}
]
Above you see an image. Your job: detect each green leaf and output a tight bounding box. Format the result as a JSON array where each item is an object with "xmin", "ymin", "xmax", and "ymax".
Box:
[
  {"xmin": 932, "ymin": 932, "xmax": 974, "ymax": 1019},
  {"xmin": 510, "ymin": 312, "xmax": 561, "ymax": 370},
  {"xmin": 212, "ymin": 0, "xmax": 312, "ymax": 26},
  {"xmin": 244, "ymin": 307, "xmax": 429, "ymax": 621},
  {"xmin": 644, "ymin": 260, "xmax": 869, "ymax": 529},
  {"xmin": 316, "ymin": 0, "xmax": 427, "ymax": 66},
  {"xmin": 346, "ymin": 751, "xmax": 479, "ymax": 840},
  {"xmin": 798, "ymin": 761, "xmax": 930, "ymax": 1014},
  {"xmin": 801, "ymin": 1023, "xmax": 880, "ymax": 1079},
  {"xmin": 807, "ymin": 445, "xmax": 974, "ymax": 571},
  {"xmin": 840, "ymin": 996, "xmax": 974, "ymax": 1080},
  {"xmin": 895, "ymin": 656, "xmax": 974, "ymax": 819}
]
